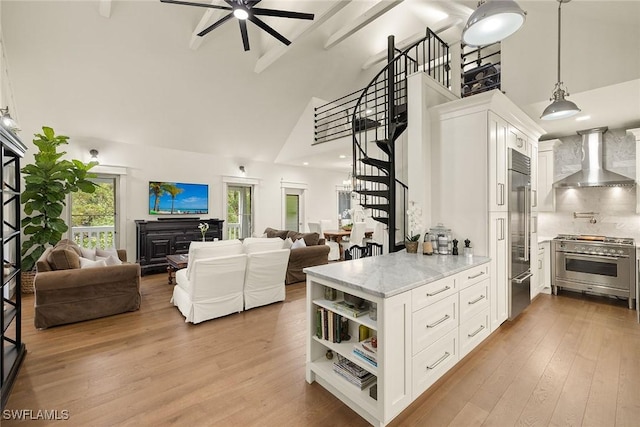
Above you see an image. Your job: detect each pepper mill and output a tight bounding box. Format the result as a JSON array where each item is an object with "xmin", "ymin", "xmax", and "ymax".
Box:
[{"xmin": 452, "ymin": 239, "xmax": 459, "ymax": 255}]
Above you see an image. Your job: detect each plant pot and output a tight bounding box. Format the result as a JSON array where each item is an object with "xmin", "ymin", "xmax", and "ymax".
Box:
[
  {"xmin": 21, "ymin": 271, "xmax": 36, "ymax": 294},
  {"xmin": 405, "ymin": 241, "xmax": 419, "ymax": 253}
]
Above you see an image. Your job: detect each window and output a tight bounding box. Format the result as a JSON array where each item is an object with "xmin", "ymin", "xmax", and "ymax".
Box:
[
  {"xmin": 70, "ymin": 176, "xmax": 117, "ymax": 249},
  {"xmin": 227, "ymin": 185, "xmax": 253, "ymax": 239}
]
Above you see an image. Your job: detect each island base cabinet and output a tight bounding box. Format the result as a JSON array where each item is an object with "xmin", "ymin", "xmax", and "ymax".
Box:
[
  {"xmin": 412, "ymin": 328, "xmax": 459, "ymax": 399},
  {"xmin": 459, "ymin": 308, "xmax": 491, "ymax": 358}
]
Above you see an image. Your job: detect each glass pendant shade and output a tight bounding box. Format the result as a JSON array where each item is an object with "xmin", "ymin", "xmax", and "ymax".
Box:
[{"xmin": 462, "ymin": 0, "xmax": 526, "ymax": 46}]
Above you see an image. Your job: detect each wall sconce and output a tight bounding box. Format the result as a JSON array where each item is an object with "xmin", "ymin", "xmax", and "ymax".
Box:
[
  {"xmin": 239, "ymin": 165, "xmax": 246, "ymax": 176},
  {"xmin": 89, "ymin": 149, "xmax": 99, "ymax": 163},
  {"xmin": 0, "ymin": 106, "xmax": 20, "ymax": 132}
]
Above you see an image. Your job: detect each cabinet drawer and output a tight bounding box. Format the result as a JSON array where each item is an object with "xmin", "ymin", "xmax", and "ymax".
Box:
[
  {"xmin": 459, "ymin": 308, "xmax": 490, "ymax": 358},
  {"xmin": 412, "ymin": 327, "xmax": 458, "ymax": 399},
  {"xmin": 412, "ymin": 275, "xmax": 456, "ymax": 311},
  {"xmin": 412, "ymin": 293, "xmax": 457, "ymax": 356},
  {"xmin": 458, "ymin": 264, "xmax": 489, "ymax": 290},
  {"xmin": 459, "ymin": 278, "xmax": 490, "ymax": 323}
]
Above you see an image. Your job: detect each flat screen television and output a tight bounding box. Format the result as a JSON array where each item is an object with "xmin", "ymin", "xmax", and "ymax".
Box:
[{"xmin": 149, "ymin": 181, "xmax": 209, "ymax": 215}]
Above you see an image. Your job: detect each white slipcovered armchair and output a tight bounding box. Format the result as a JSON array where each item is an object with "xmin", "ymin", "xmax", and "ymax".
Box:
[
  {"xmin": 172, "ymin": 240, "xmax": 247, "ymax": 323},
  {"xmin": 242, "ymin": 238, "xmax": 290, "ymax": 310}
]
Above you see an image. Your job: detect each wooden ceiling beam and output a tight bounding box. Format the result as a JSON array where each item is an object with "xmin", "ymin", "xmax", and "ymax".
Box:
[
  {"xmin": 254, "ymin": 1, "xmax": 353, "ymax": 74},
  {"xmin": 361, "ymin": 17, "xmax": 463, "ymax": 70},
  {"xmin": 189, "ymin": 2, "xmax": 226, "ymax": 50},
  {"xmin": 324, "ymin": 0, "xmax": 404, "ymax": 50},
  {"xmin": 99, "ymin": 0, "xmax": 112, "ymax": 18}
]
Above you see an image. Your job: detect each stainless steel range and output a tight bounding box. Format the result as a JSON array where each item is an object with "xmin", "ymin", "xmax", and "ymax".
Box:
[{"xmin": 552, "ymin": 234, "xmax": 636, "ymax": 309}]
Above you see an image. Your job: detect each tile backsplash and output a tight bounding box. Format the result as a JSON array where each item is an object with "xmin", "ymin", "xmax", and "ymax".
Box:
[{"xmin": 538, "ymin": 127, "xmax": 640, "ymax": 241}]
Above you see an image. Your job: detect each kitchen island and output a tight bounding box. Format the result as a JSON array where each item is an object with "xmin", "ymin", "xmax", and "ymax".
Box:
[{"xmin": 304, "ymin": 252, "xmax": 491, "ymax": 427}]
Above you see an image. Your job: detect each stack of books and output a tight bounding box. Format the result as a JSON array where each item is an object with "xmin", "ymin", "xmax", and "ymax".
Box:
[
  {"xmin": 316, "ymin": 307, "xmax": 350, "ymax": 343},
  {"xmin": 353, "ymin": 337, "xmax": 377, "ymax": 367},
  {"xmin": 333, "ymin": 355, "xmax": 376, "ymax": 390}
]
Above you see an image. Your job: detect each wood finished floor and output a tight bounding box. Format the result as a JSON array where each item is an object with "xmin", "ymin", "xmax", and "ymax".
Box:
[{"xmin": 5, "ymin": 274, "xmax": 640, "ymax": 426}]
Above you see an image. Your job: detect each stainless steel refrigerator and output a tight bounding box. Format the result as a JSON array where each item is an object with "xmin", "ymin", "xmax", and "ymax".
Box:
[{"xmin": 508, "ymin": 148, "xmax": 532, "ymax": 319}]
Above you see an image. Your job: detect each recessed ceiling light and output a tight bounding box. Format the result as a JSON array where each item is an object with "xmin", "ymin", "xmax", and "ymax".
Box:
[
  {"xmin": 339, "ymin": 155, "xmax": 346, "ymax": 159},
  {"xmin": 575, "ymin": 115, "xmax": 591, "ymax": 121},
  {"xmin": 303, "ymin": 162, "xmax": 309, "ymax": 166}
]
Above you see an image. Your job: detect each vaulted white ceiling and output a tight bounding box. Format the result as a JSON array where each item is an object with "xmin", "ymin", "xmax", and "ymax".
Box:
[{"xmin": 1, "ymin": 0, "xmax": 639, "ymax": 171}]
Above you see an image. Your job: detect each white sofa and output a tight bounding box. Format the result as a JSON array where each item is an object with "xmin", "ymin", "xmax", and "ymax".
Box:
[{"xmin": 171, "ymin": 238, "xmax": 290, "ymax": 323}]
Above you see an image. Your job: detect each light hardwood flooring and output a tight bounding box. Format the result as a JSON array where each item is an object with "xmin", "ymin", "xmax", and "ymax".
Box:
[{"xmin": 5, "ymin": 274, "xmax": 640, "ymax": 426}]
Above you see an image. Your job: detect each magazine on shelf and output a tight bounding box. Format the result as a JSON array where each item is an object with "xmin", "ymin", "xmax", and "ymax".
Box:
[
  {"xmin": 353, "ymin": 337, "xmax": 378, "ymax": 367},
  {"xmin": 333, "ymin": 356, "xmax": 376, "ymax": 390},
  {"xmin": 332, "ymin": 300, "xmax": 369, "ymax": 318}
]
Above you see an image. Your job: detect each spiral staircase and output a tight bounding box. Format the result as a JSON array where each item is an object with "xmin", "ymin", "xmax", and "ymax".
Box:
[{"xmin": 348, "ymin": 29, "xmax": 451, "ymax": 251}]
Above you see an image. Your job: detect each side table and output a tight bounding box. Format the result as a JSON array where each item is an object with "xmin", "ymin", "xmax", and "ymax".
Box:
[{"xmin": 166, "ymin": 254, "xmax": 188, "ymax": 284}]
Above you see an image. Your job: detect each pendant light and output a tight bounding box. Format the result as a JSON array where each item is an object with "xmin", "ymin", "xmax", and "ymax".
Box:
[
  {"xmin": 541, "ymin": 0, "xmax": 580, "ymax": 120},
  {"xmin": 0, "ymin": 106, "xmax": 20, "ymax": 132},
  {"xmin": 462, "ymin": 0, "xmax": 527, "ymax": 47}
]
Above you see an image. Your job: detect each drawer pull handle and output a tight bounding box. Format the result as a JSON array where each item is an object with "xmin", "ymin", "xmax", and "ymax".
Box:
[
  {"xmin": 426, "ymin": 314, "xmax": 450, "ymax": 328},
  {"xmin": 468, "ymin": 295, "xmax": 486, "ymax": 305},
  {"xmin": 468, "ymin": 325, "xmax": 486, "ymax": 338},
  {"xmin": 426, "ymin": 286, "xmax": 451, "ymax": 297},
  {"xmin": 468, "ymin": 271, "xmax": 484, "ymax": 280},
  {"xmin": 426, "ymin": 351, "xmax": 451, "ymax": 370}
]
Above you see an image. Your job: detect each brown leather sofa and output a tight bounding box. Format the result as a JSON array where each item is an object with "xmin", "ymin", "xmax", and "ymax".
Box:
[
  {"xmin": 264, "ymin": 228, "xmax": 330, "ymax": 284},
  {"xmin": 33, "ymin": 239, "xmax": 141, "ymax": 329}
]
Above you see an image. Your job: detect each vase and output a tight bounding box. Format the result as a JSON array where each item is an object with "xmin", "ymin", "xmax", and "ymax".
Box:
[{"xmin": 405, "ymin": 241, "xmax": 419, "ymax": 253}]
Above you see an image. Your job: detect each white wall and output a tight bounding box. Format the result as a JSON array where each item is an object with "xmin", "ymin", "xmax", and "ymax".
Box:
[{"xmin": 46, "ymin": 138, "xmax": 346, "ymax": 260}]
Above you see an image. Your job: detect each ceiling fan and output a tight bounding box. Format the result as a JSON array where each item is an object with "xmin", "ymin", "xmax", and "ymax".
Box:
[{"xmin": 160, "ymin": 0, "xmax": 315, "ymax": 51}]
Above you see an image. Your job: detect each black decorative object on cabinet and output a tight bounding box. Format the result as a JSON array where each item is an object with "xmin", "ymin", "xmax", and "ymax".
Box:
[
  {"xmin": 1, "ymin": 125, "xmax": 27, "ymax": 410},
  {"xmin": 135, "ymin": 218, "xmax": 224, "ymax": 275}
]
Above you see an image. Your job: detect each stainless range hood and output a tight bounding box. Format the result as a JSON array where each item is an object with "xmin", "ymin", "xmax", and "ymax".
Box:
[{"xmin": 553, "ymin": 127, "xmax": 636, "ymax": 188}]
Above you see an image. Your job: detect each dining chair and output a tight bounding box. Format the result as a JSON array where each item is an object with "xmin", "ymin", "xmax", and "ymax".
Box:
[
  {"xmin": 366, "ymin": 241, "xmax": 383, "ymax": 257},
  {"xmin": 319, "ymin": 219, "xmax": 340, "ymax": 261},
  {"xmin": 344, "ymin": 245, "xmax": 368, "ymax": 260},
  {"xmin": 307, "ymin": 221, "xmax": 321, "ymax": 234},
  {"xmin": 344, "ymin": 221, "xmax": 367, "ymax": 250}
]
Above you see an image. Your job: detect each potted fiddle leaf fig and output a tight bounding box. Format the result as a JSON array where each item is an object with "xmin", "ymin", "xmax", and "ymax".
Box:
[{"xmin": 20, "ymin": 126, "xmax": 98, "ymax": 274}]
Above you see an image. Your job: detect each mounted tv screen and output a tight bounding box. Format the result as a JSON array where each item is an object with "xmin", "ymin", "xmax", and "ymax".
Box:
[{"xmin": 149, "ymin": 181, "xmax": 209, "ymax": 215}]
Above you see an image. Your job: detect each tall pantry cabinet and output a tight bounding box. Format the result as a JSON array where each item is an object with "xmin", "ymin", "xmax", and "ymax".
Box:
[{"xmin": 429, "ymin": 91, "xmax": 544, "ymax": 331}]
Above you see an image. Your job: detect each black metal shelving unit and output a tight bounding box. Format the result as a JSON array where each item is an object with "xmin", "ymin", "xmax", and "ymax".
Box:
[{"xmin": 1, "ymin": 124, "xmax": 27, "ymax": 410}]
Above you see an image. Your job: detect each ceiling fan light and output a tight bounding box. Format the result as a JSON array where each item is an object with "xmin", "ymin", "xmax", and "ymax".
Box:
[
  {"xmin": 462, "ymin": 0, "xmax": 526, "ymax": 46},
  {"xmin": 233, "ymin": 8, "xmax": 249, "ymax": 20}
]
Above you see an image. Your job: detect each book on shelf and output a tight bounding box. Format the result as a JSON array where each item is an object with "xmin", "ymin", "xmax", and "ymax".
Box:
[
  {"xmin": 332, "ymin": 300, "xmax": 370, "ymax": 318},
  {"xmin": 316, "ymin": 307, "xmax": 350, "ymax": 343}
]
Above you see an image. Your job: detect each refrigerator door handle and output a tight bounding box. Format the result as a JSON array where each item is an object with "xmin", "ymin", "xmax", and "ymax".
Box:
[
  {"xmin": 513, "ymin": 271, "xmax": 533, "ymax": 284},
  {"xmin": 524, "ymin": 186, "xmax": 530, "ymax": 262}
]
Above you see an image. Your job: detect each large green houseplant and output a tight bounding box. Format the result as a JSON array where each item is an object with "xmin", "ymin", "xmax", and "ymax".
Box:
[{"xmin": 20, "ymin": 126, "xmax": 98, "ymax": 272}]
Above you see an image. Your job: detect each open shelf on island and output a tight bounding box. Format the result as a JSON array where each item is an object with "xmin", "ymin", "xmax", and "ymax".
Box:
[
  {"xmin": 309, "ymin": 356, "xmax": 378, "ymax": 415},
  {"xmin": 313, "ymin": 298, "xmax": 378, "ymax": 331},
  {"xmin": 312, "ymin": 336, "xmax": 378, "ymax": 376}
]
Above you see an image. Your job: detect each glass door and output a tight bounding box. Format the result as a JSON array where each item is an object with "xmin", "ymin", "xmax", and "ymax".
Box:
[
  {"xmin": 70, "ymin": 176, "xmax": 117, "ymax": 248},
  {"xmin": 285, "ymin": 194, "xmax": 300, "ymax": 232},
  {"xmin": 227, "ymin": 185, "xmax": 253, "ymax": 239}
]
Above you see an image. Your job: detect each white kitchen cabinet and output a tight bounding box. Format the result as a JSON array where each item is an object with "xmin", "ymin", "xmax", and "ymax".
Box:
[
  {"xmin": 488, "ymin": 112, "xmax": 508, "ymax": 212},
  {"xmin": 489, "ymin": 212, "xmax": 507, "ymax": 330},
  {"xmin": 537, "ymin": 240, "xmax": 551, "ymax": 295},
  {"xmin": 430, "ymin": 91, "xmax": 544, "ymax": 331},
  {"xmin": 530, "ymin": 142, "xmax": 538, "ymax": 212},
  {"xmin": 537, "ymin": 139, "xmax": 560, "ymax": 212}
]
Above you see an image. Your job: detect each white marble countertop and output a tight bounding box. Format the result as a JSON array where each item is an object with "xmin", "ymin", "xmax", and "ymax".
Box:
[{"xmin": 304, "ymin": 251, "xmax": 491, "ymax": 298}]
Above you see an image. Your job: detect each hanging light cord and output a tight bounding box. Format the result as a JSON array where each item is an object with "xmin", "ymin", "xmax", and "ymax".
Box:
[{"xmin": 556, "ymin": 0, "xmax": 562, "ymax": 84}]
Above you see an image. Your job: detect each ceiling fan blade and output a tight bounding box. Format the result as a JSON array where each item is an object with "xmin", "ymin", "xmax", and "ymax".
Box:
[
  {"xmin": 249, "ymin": 15, "xmax": 291, "ymax": 46},
  {"xmin": 198, "ymin": 13, "xmax": 234, "ymax": 37},
  {"xmin": 160, "ymin": 0, "xmax": 232, "ymax": 11},
  {"xmin": 251, "ymin": 8, "xmax": 314, "ymax": 20},
  {"xmin": 239, "ymin": 20, "xmax": 250, "ymax": 51}
]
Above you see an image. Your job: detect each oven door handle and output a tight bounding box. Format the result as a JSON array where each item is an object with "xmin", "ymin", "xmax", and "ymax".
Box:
[{"xmin": 563, "ymin": 252, "xmax": 627, "ymax": 260}]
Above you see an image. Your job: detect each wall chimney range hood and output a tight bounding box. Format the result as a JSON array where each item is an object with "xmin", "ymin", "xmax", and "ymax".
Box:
[{"xmin": 553, "ymin": 127, "xmax": 636, "ymax": 188}]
